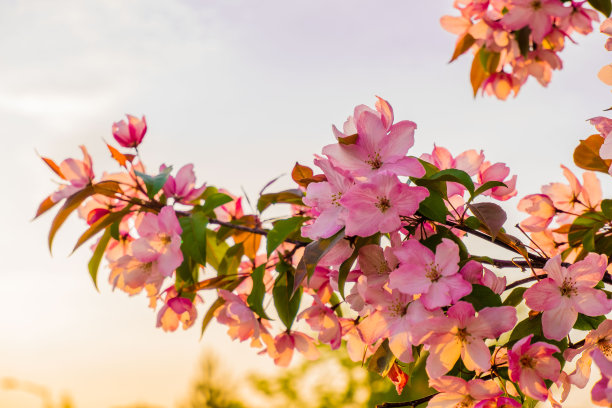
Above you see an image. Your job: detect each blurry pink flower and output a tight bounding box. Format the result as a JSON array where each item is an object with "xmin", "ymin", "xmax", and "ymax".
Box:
[
  {"xmin": 267, "ymin": 331, "xmax": 319, "ymax": 367},
  {"xmin": 162, "ymin": 164, "xmax": 206, "ymax": 203},
  {"xmin": 340, "ymin": 172, "xmax": 429, "ymax": 237},
  {"xmin": 558, "ymin": 1, "xmax": 599, "ymax": 35},
  {"xmin": 517, "ymin": 194, "xmax": 556, "ymax": 232},
  {"xmin": 109, "ymin": 253, "xmax": 166, "ymax": 300},
  {"xmin": 502, "ymin": 0, "xmax": 571, "ymax": 43},
  {"xmin": 482, "ymin": 72, "xmax": 519, "ymax": 100},
  {"xmin": 112, "ymin": 114, "xmax": 147, "ymax": 148},
  {"xmin": 478, "ymin": 161, "xmax": 517, "ymax": 201},
  {"xmin": 340, "ymin": 318, "xmax": 378, "ymax": 362},
  {"xmin": 541, "ymin": 165, "xmax": 602, "ymax": 220},
  {"xmin": 460, "ymin": 261, "xmax": 506, "ymax": 294},
  {"xmin": 508, "ymin": 334, "xmax": 561, "ymax": 401},
  {"xmin": 156, "ymin": 287, "xmax": 201, "ymax": 332},
  {"xmin": 414, "ymin": 301, "xmax": 516, "ymax": 378},
  {"xmin": 50, "ymin": 146, "xmax": 95, "ymax": 202},
  {"xmin": 474, "ymin": 396, "xmax": 522, "ymax": 408},
  {"xmin": 298, "ymin": 297, "xmax": 342, "ymax": 349},
  {"xmin": 428, "ymin": 376, "xmax": 501, "ymax": 408},
  {"xmin": 132, "ymin": 206, "xmax": 183, "ymax": 277},
  {"xmin": 323, "ymin": 97, "xmax": 425, "ymax": 178},
  {"xmin": 216, "ymin": 289, "xmax": 263, "ymax": 342},
  {"xmin": 389, "ymin": 238, "xmax": 472, "ymax": 310},
  {"xmin": 591, "ymin": 349, "xmax": 612, "ymax": 406},
  {"xmin": 524, "ymin": 254, "xmax": 610, "ymax": 341}
]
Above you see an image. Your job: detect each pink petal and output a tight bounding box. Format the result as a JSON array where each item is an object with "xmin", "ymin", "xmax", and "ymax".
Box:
[
  {"xmin": 435, "ymin": 239, "xmax": 460, "ymax": 276},
  {"xmin": 573, "ymin": 288, "xmax": 612, "ymax": 316},
  {"xmin": 427, "ymin": 335, "xmax": 462, "ymax": 378},
  {"xmin": 524, "ymin": 278, "xmax": 562, "ymax": 311},
  {"xmin": 461, "ymin": 338, "xmax": 492, "ymax": 372},
  {"xmin": 542, "ymin": 300, "xmax": 577, "ymax": 341}
]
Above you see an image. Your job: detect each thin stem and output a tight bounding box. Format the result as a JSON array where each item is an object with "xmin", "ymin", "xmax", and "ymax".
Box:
[{"xmin": 376, "ymin": 394, "xmax": 437, "ymax": 408}]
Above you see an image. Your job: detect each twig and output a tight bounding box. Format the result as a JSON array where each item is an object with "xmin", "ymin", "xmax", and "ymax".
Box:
[{"xmin": 376, "ymin": 394, "xmax": 436, "ymax": 408}]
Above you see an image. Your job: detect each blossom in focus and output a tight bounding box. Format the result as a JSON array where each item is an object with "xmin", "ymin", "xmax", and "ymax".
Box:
[
  {"xmin": 215, "ymin": 289, "xmax": 263, "ymax": 342},
  {"xmin": 162, "ymin": 164, "xmax": 206, "ymax": 203},
  {"xmin": 266, "ymin": 331, "xmax": 319, "ymax": 367},
  {"xmin": 428, "ymin": 376, "xmax": 501, "ymax": 408},
  {"xmin": 112, "ymin": 114, "xmax": 147, "ymax": 148},
  {"xmin": 564, "ymin": 319, "xmax": 612, "ymax": 388},
  {"xmin": 414, "ymin": 301, "xmax": 517, "ymax": 378},
  {"xmin": 501, "ymin": 0, "xmax": 571, "ymax": 43},
  {"xmin": 131, "ymin": 206, "xmax": 183, "ymax": 277},
  {"xmin": 389, "ymin": 238, "xmax": 472, "ymax": 310},
  {"xmin": 524, "ymin": 253, "xmax": 610, "ymax": 340},
  {"xmin": 478, "ymin": 161, "xmax": 517, "ymax": 201},
  {"xmin": 591, "ymin": 349, "xmax": 612, "ymax": 406},
  {"xmin": 340, "ymin": 172, "xmax": 429, "ymax": 237},
  {"xmin": 508, "ymin": 334, "xmax": 561, "ymax": 401}
]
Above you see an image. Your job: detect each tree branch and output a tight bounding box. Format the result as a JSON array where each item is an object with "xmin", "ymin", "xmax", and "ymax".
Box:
[{"xmin": 376, "ymin": 394, "xmax": 436, "ymax": 408}]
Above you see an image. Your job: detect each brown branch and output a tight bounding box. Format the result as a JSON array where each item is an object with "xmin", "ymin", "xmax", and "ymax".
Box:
[
  {"xmin": 504, "ymin": 271, "xmax": 612, "ymax": 291},
  {"xmin": 376, "ymin": 394, "xmax": 436, "ymax": 408},
  {"xmin": 206, "ymin": 217, "xmax": 309, "ymax": 247}
]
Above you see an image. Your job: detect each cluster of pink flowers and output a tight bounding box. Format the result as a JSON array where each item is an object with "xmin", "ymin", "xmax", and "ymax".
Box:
[{"xmin": 442, "ymin": 0, "xmax": 605, "ymax": 99}]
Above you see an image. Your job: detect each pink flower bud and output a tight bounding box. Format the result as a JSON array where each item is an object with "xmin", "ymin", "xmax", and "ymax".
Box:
[{"xmin": 112, "ymin": 114, "xmax": 147, "ymax": 148}]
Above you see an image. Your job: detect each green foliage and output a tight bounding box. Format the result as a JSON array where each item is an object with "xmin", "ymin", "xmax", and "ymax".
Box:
[
  {"xmin": 574, "ymin": 314, "xmax": 606, "ymax": 331},
  {"xmin": 87, "ymin": 227, "xmax": 111, "ymax": 291},
  {"xmin": 257, "ymin": 189, "xmax": 304, "ymax": 212},
  {"xmin": 266, "ymin": 216, "xmax": 307, "ymax": 256},
  {"xmin": 461, "ymin": 284, "xmax": 502, "ymax": 311},
  {"xmin": 199, "ymin": 192, "xmax": 233, "ymax": 215},
  {"xmin": 293, "ymin": 229, "xmax": 345, "ymax": 294},
  {"xmin": 273, "ymin": 260, "xmax": 302, "ymax": 330},
  {"xmin": 589, "ymin": 0, "xmax": 612, "ymax": 17},
  {"xmin": 502, "ymin": 287, "xmax": 527, "ymax": 307},
  {"xmin": 247, "ymin": 265, "xmax": 271, "ymax": 320},
  {"xmin": 417, "ymin": 191, "xmax": 448, "ymax": 223},
  {"xmin": 135, "ymin": 166, "xmax": 172, "ymax": 200},
  {"xmin": 179, "ymin": 212, "xmax": 208, "ymax": 266}
]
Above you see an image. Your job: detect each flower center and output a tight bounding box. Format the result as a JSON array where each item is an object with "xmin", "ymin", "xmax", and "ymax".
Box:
[
  {"xmin": 520, "ymin": 355, "xmax": 535, "ymax": 369},
  {"xmin": 378, "ymin": 261, "xmax": 389, "ymax": 275},
  {"xmin": 456, "ymin": 327, "xmax": 470, "ymax": 343},
  {"xmin": 389, "ymin": 300, "xmax": 408, "ymax": 317},
  {"xmin": 598, "ymin": 339, "xmax": 612, "ymax": 357},
  {"xmin": 531, "ymin": 1, "xmax": 542, "ymax": 10},
  {"xmin": 458, "ymin": 395, "xmax": 475, "ymax": 408},
  {"xmin": 426, "ymin": 264, "xmax": 441, "ymax": 282},
  {"xmin": 331, "ymin": 192, "xmax": 342, "ymax": 206},
  {"xmin": 366, "ymin": 152, "xmax": 383, "ymax": 169},
  {"xmin": 559, "ymin": 278, "xmax": 577, "ymax": 297},
  {"xmin": 375, "ymin": 196, "xmax": 391, "ymax": 213}
]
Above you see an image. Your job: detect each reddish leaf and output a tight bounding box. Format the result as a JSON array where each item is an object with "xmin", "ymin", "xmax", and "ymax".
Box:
[
  {"xmin": 231, "ymin": 215, "xmax": 262, "ymax": 260},
  {"xmin": 388, "ymin": 362, "xmax": 409, "ymax": 395},
  {"xmin": 41, "ymin": 156, "xmax": 66, "ymax": 180},
  {"xmin": 48, "ymin": 185, "xmax": 97, "ymax": 252},
  {"xmin": 34, "ymin": 195, "xmax": 58, "ymax": 219},
  {"xmin": 107, "ymin": 143, "xmax": 133, "ymax": 167},
  {"xmin": 292, "ymin": 162, "xmax": 314, "ymax": 187},
  {"xmin": 467, "ymin": 202, "xmax": 507, "ymax": 240},
  {"xmin": 337, "ymin": 133, "xmax": 358, "ymax": 145},
  {"xmin": 450, "ymin": 33, "xmax": 476, "ymax": 62},
  {"xmin": 470, "ymin": 52, "xmax": 488, "ymax": 97},
  {"xmin": 93, "ymin": 180, "xmax": 124, "ymax": 198},
  {"xmin": 192, "ymin": 275, "xmax": 244, "ymax": 291},
  {"xmin": 574, "ymin": 134, "xmax": 612, "ymax": 173}
]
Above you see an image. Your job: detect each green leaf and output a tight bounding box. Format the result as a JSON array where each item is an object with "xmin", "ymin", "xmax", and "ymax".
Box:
[
  {"xmin": 48, "ymin": 184, "xmax": 98, "ymax": 252},
  {"xmin": 257, "ymin": 189, "xmax": 304, "ymax": 213},
  {"xmin": 175, "ymin": 256, "xmax": 199, "ymax": 295},
  {"xmin": 205, "ymin": 229, "xmax": 229, "ymax": 270},
  {"xmin": 461, "ymin": 284, "xmax": 502, "ymax": 311},
  {"xmin": 293, "ymin": 229, "xmax": 345, "ymax": 294},
  {"xmin": 467, "ymin": 202, "xmax": 507, "ymax": 240},
  {"xmin": 502, "ymin": 287, "xmax": 527, "ymax": 307},
  {"xmin": 417, "ymin": 191, "xmax": 448, "ymax": 223},
  {"xmin": 589, "ymin": 0, "xmax": 612, "ymax": 17},
  {"xmin": 266, "ymin": 217, "xmax": 307, "ymax": 256},
  {"xmin": 367, "ymin": 339, "xmax": 396, "ymax": 377},
  {"xmin": 198, "ymin": 193, "xmax": 233, "ymax": 216},
  {"xmin": 87, "ymin": 227, "xmax": 112, "ymax": 291},
  {"xmin": 110, "ymin": 221, "xmax": 120, "ymax": 240},
  {"xmin": 473, "ymin": 181, "xmax": 507, "ymax": 198},
  {"xmin": 574, "ymin": 314, "xmax": 606, "ymax": 331},
  {"xmin": 602, "ymin": 199, "xmax": 612, "ymax": 219},
  {"xmin": 508, "ymin": 315, "xmax": 542, "ymax": 346},
  {"xmin": 416, "ymin": 158, "xmax": 441, "ymax": 178},
  {"xmin": 247, "ymin": 265, "xmax": 271, "ymax": 320},
  {"xmin": 72, "ymin": 205, "xmax": 133, "ymax": 252},
  {"xmin": 429, "ymin": 169, "xmax": 475, "ymax": 195},
  {"xmin": 217, "ymin": 244, "xmax": 244, "ymax": 276},
  {"xmin": 273, "ymin": 263, "xmax": 302, "ymax": 330},
  {"xmin": 515, "ymin": 26, "xmax": 531, "ymax": 57},
  {"xmin": 568, "ymin": 212, "xmax": 606, "ymax": 249},
  {"xmin": 464, "ymin": 216, "xmax": 481, "ymax": 230},
  {"xmin": 179, "ymin": 212, "xmax": 209, "ymax": 266},
  {"xmin": 135, "ymin": 166, "xmax": 173, "ymax": 200}
]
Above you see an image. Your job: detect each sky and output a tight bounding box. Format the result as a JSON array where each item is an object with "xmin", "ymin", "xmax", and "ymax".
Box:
[{"xmin": 0, "ymin": 0, "xmax": 610, "ymax": 407}]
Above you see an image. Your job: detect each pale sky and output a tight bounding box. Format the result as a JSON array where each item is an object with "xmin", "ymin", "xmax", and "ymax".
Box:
[{"xmin": 1, "ymin": 1, "xmax": 610, "ymax": 407}]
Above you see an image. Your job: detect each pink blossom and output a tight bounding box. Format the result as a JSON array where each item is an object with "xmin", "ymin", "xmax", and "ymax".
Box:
[
  {"xmin": 132, "ymin": 206, "xmax": 183, "ymax": 277},
  {"xmin": 340, "ymin": 318, "xmax": 378, "ymax": 362},
  {"xmin": 474, "ymin": 396, "xmax": 521, "ymax": 408},
  {"xmin": 591, "ymin": 349, "xmax": 612, "ymax": 406},
  {"xmin": 517, "ymin": 194, "xmax": 556, "ymax": 232},
  {"xmin": 297, "ymin": 297, "xmax": 342, "ymax": 349},
  {"xmin": 266, "ymin": 331, "xmax": 319, "ymax": 367},
  {"xmin": 50, "ymin": 146, "xmax": 95, "ymax": 202},
  {"xmin": 541, "ymin": 165, "xmax": 602, "ymax": 221},
  {"xmin": 428, "ymin": 376, "xmax": 501, "ymax": 408},
  {"xmin": 156, "ymin": 287, "xmax": 201, "ymax": 332},
  {"xmin": 421, "ymin": 145, "xmax": 485, "ymax": 197},
  {"xmin": 108, "ymin": 253, "xmax": 166, "ymax": 301},
  {"xmin": 301, "ymin": 157, "xmax": 354, "ymax": 240},
  {"xmin": 162, "ymin": 164, "xmax": 206, "ymax": 203},
  {"xmin": 558, "ymin": 1, "xmax": 600, "ymax": 35},
  {"xmin": 112, "ymin": 114, "xmax": 147, "ymax": 148},
  {"xmin": 460, "ymin": 261, "xmax": 506, "ymax": 294},
  {"xmin": 478, "ymin": 161, "xmax": 517, "ymax": 201},
  {"xmin": 340, "ymin": 172, "xmax": 429, "ymax": 237},
  {"xmin": 508, "ymin": 334, "xmax": 561, "ymax": 401},
  {"xmin": 322, "ymin": 97, "xmax": 425, "ymax": 178},
  {"xmin": 564, "ymin": 319, "xmax": 612, "ymax": 388},
  {"xmin": 414, "ymin": 301, "xmax": 517, "ymax": 378},
  {"xmin": 389, "ymin": 238, "xmax": 472, "ymax": 310},
  {"xmin": 502, "ymin": 0, "xmax": 571, "ymax": 43},
  {"xmin": 215, "ymin": 289, "xmax": 263, "ymax": 342},
  {"xmin": 524, "ymin": 254, "xmax": 611, "ymax": 341}
]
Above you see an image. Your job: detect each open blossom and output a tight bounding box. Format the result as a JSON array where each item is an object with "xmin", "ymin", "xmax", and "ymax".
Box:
[
  {"xmin": 297, "ymin": 297, "xmax": 342, "ymax": 349},
  {"xmin": 501, "ymin": 0, "xmax": 571, "ymax": 43},
  {"xmin": 517, "ymin": 194, "xmax": 556, "ymax": 232},
  {"xmin": 389, "ymin": 238, "xmax": 472, "ymax": 310},
  {"xmin": 564, "ymin": 319, "xmax": 612, "ymax": 388},
  {"xmin": 50, "ymin": 146, "xmax": 95, "ymax": 202},
  {"xmin": 478, "ymin": 161, "xmax": 517, "ymax": 201},
  {"xmin": 591, "ymin": 349, "xmax": 612, "ymax": 406},
  {"xmin": 421, "ymin": 145, "xmax": 484, "ymax": 197},
  {"xmin": 524, "ymin": 253, "xmax": 610, "ymax": 341},
  {"xmin": 162, "ymin": 164, "xmax": 206, "ymax": 203},
  {"xmin": 460, "ymin": 261, "xmax": 506, "ymax": 294},
  {"xmin": 340, "ymin": 172, "xmax": 429, "ymax": 237},
  {"xmin": 301, "ymin": 157, "xmax": 354, "ymax": 240},
  {"xmin": 215, "ymin": 289, "xmax": 263, "ymax": 342},
  {"xmin": 132, "ymin": 206, "xmax": 183, "ymax": 277},
  {"xmin": 156, "ymin": 287, "xmax": 201, "ymax": 332},
  {"xmin": 428, "ymin": 376, "xmax": 501, "ymax": 408},
  {"xmin": 112, "ymin": 114, "xmax": 147, "ymax": 148},
  {"xmin": 414, "ymin": 301, "xmax": 517, "ymax": 378},
  {"xmin": 322, "ymin": 97, "xmax": 425, "ymax": 178},
  {"xmin": 266, "ymin": 331, "xmax": 319, "ymax": 367},
  {"xmin": 541, "ymin": 165, "xmax": 602, "ymax": 221}
]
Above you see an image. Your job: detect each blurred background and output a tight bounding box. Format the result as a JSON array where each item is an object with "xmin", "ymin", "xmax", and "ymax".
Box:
[{"xmin": 0, "ymin": 0, "xmax": 610, "ymax": 407}]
